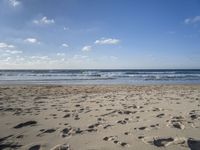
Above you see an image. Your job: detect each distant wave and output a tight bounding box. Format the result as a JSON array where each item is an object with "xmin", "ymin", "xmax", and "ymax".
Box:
[{"xmin": 0, "ymin": 69, "xmax": 200, "ymax": 84}]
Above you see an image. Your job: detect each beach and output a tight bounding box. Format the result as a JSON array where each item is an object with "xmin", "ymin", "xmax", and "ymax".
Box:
[
  {"xmin": 0, "ymin": 84, "xmax": 200, "ymax": 150},
  {"xmin": 1, "ymin": 0, "xmax": 200, "ymax": 149}
]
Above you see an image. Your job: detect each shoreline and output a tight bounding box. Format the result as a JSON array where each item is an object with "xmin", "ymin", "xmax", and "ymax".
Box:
[{"xmin": 1, "ymin": 82, "xmax": 200, "ymax": 86}]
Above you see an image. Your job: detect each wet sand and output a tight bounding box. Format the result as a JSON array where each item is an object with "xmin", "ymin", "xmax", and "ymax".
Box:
[{"xmin": 0, "ymin": 85, "xmax": 200, "ymax": 150}]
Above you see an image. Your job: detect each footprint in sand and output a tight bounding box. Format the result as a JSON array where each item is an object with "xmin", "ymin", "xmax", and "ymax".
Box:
[
  {"xmin": 152, "ymin": 137, "xmax": 174, "ymax": 147},
  {"xmin": 167, "ymin": 121, "xmax": 185, "ymax": 130},
  {"xmin": 140, "ymin": 136, "xmax": 200, "ymax": 149},
  {"xmin": 37, "ymin": 128, "xmax": 56, "ymax": 136},
  {"xmin": 156, "ymin": 113, "xmax": 165, "ymax": 118},
  {"xmin": 152, "ymin": 107, "xmax": 163, "ymax": 112},
  {"xmin": 124, "ymin": 132, "xmax": 133, "ymax": 135},
  {"xmin": 73, "ymin": 114, "xmax": 80, "ymax": 120},
  {"xmin": 189, "ymin": 110, "xmax": 200, "ymax": 120},
  {"xmin": 61, "ymin": 127, "xmax": 93, "ymax": 137},
  {"xmin": 134, "ymin": 124, "xmax": 159, "ymax": 131},
  {"xmin": 63, "ymin": 113, "xmax": 70, "ymax": 118},
  {"xmin": 13, "ymin": 121, "xmax": 37, "ymax": 129},
  {"xmin": 103, "ymin": 124, "xmax": 113, "ymax": 129},
  {"xmin": 0, "ymin": 135, "xmax": 13, "ymax": 143},
  {"xmin": 0, "ymin": 144, "xmax": 22, "ymax": 149},
  {"xmin": 88, "ymin": 122, "xmax": 101, "ymax": 129},
  {"xmin": 50, "ymin": 143, "xmax": 71, "ymax": 150},
  {"xmin": 140, "ymin": 136, "xmax": 181, "ymax": 147},
  {"xmin": 28, "ymin": 145, "xmax": 40, "ymax": 150},
  {"xmin": 103, "ymin": 136, "xmax": 129, "ymax": 147},
  {"xmin": 117, "ymin": 120, "xmax": 127, "ymax": 124},
  {"xmin": 167, "ymin": 116, "xmax": 185, "ymax": 130},
  {"xmin": 117, "ymin": 110, "xmax": 137, "ymax": 115},
  {"xmin": 61, "ymin": 127, "xmax": 72, "ymax": 137},
  {"xmin": 116, "ymin": 119, "xmax": 127, "ymax": 125},
  {"xmin": 0, "ymin": 135, "xmax": 22, "ymax": 149},
  {"xmin": 134, "ymin": 126, "xmax": 147, "ymax": 130},
  {"xmin": 138, "ymin": 136, "xmax": 144, "ymax": 139},
  {"xmin": 16, "ymin": 134, "xmax": 24, "ymax": 139}
]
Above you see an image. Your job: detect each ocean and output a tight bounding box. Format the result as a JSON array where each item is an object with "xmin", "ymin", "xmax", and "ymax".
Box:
[{"xmin": 0, "ymin": 69, "xmax": 200, "ymax": 85}]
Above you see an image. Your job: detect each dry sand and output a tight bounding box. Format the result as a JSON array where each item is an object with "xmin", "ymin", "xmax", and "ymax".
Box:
[{"xmin": 0, "ymin": 85, "xmax": 200, "ymax": 150}]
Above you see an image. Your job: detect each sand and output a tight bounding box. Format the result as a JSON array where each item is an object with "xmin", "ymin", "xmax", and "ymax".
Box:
[{"xmin": 0, "ymin": 84, "xmax": 200, "ymax": 150}]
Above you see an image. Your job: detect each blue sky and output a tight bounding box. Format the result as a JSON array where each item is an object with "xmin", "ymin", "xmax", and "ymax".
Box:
[{"xmin": 0, "ymin": 0, "xmax": 200, "ymax": 69}]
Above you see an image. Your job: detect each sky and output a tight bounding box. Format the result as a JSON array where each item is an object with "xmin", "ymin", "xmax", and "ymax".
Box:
[{"xmin": 0, "ymin": 0, "xmax": 200, "ymax": 69}]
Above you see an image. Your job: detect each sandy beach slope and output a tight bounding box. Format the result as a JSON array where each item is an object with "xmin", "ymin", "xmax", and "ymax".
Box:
[{"xmin": 0, "ymin": 85, "xmax": 200, "ymax": 150}]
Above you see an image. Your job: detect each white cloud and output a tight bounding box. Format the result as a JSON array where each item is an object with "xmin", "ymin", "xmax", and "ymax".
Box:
[
  {"xmin": 8, "ymin": 0, "xmax": 20, "ymax": 7},
  {"xmin": 5, "ymin": 50, "xmax": 22, "ymax": 54},
  {"xmin": 82, "ymin": 45, "xmax": 92, "ymax": 52},
  {"xmin": 0, "ymin": 53, "xmax": 120, "ymax": 69},
  {"xmin": 57, "ymin": 53, "xmax": 65, "ymax": 57},
  {"xmin": 2, "ymin": 57, "xmax": 11, "ymax": 62},
  {"xmin": 33, "ymin": 16, "xmax": 55, "ymax": 25},
  {"xmin": 184, "ymin": 16, "xmax": 200, "ymax": 24},
  {"xmin": 0, "ymin": 42, "xmax": 15, "ymax": 48},
  {"xmin": 95, "ymin": 38, "xmax": 120, "ymax": 45},
  {"xmin": 24, "ymin": 38, "xmax": 40, "ymax": 44},
  {"xmin": 0, "ymin": 42, "xmax": 22, "ymax": 56},
  {"xmin": 73, "ymin": 55, "xmax": 88, "ymax": 59},
  {"xmin": 62, "ymin": 43, "xmax": 69, "ymax": 48},
  {"xmin": 15, "ymin": 55, "xmax": 25, "ymax": 61},
  {"xmin": 184, "ymin": 18, "xmax": 190, "ymax": 24},
  {"xmin": 30, "ymin": 56, "xmax": 49, "ymax": 60}
]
